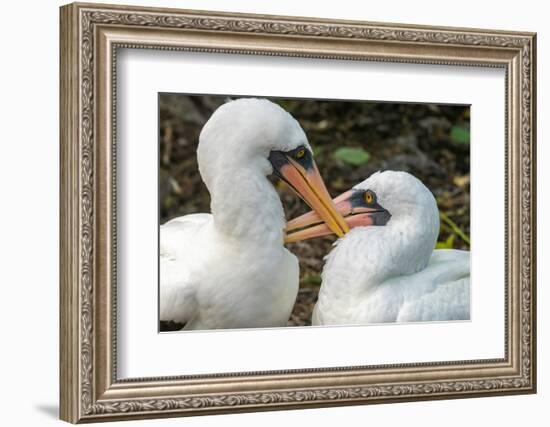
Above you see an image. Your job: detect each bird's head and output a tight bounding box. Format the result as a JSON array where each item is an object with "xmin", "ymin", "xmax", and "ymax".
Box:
[
  {"xmin": 197, "ymin": 98, "xmax": 349, "ymax": 238},
  {"xmin": 285, "ymin": 170, "xmax": 439, "ymax": 243}
]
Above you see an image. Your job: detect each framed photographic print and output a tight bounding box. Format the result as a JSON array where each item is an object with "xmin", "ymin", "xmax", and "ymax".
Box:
[{"xmin": 60, "ymin": 2, "xmax": 537, "ymax": 423}]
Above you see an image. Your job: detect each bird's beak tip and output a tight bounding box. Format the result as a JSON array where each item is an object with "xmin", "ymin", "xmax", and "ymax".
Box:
[{"xmin": 276, "ymin": 157, "xmax": 349, "ymax": 239}]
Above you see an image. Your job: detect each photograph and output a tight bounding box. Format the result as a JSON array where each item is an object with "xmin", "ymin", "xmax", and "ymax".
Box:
[
  {"xmin": 57, "ymin": 3, "xmax": 536, "ymax": 422},
  {"xmin": 158, "ymin": 95, "xmax": 471, "ymax": 331}
]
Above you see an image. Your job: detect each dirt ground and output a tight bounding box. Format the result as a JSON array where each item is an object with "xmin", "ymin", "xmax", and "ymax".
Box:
[{"xmin": 159, "ymin": 95, "xmax": 470, "ymax": 329}]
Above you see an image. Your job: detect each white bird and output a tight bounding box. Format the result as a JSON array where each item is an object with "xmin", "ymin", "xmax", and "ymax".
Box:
[
  {"xmin": 285, "ymin": 171, "xmax": 470, "ymax": 325},
  {"xmin": 160, "ymin": 98, "xmax": 349, "ymax": 330}
]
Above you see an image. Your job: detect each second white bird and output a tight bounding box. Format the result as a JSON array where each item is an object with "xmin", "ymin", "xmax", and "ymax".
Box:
[{"xmin": 286, "ymin": 170, "xmax": 470, "ymax": 326}]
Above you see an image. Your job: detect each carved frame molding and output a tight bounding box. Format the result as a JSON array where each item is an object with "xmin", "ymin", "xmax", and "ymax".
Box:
[{"xmin": 60, "ymin": 2, "xmax": 536, "ymax": 423}]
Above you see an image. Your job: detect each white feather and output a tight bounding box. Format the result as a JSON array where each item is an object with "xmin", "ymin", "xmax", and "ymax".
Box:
[
  {"xmin": 159, "ymin": 214, "xmax": 210, "ymax": 324},
  {"xmin": 313, "ymin": 171, "xmax": 470, "ymax": 326},
  {"xmin": 160, "ymin": 98, "xmax": 306, "ymax": 330}
]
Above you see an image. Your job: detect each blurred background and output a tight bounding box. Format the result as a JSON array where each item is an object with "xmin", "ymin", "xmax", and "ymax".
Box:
[{"xmin": 159, "ymin": 94, "xmax": 470, "ymax": 329}]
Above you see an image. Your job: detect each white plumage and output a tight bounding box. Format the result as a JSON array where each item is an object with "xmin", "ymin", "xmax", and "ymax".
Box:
[
  {"xmin": 289, "ymin": 171, "xmax": 470, "ymax": 326},
  {"xmin": 313, "ymin": 248, "xmax": 470, "ymax": 325},
  {"xmin": 160, "ymin": 213, "xmax": 299, "ymax": 329},
  {"xmin": 160, "ymin": 98, "xmax": 347, "ymax": 330}
]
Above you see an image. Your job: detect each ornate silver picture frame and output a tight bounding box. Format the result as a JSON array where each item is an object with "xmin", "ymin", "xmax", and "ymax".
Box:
[{"xmin": 60, "ymin": 2, "xmax": 536, "ymax": 423}]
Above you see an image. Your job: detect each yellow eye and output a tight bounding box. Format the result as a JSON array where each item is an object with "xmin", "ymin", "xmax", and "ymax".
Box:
[
  {"xmin": 364, "ymin": 191, "xmax": 374, "ymax": 204},
  {"xmin": 296, "ymin": 148, "xmax": 306, "ymax": 159}
]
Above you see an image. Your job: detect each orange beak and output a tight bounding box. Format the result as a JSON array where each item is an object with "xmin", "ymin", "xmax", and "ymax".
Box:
[
  {"xmin": 269, "ymin": 151, "xmax": 349, "ymax": 240},
  {"xmin": 285, "ymin": 189, "xmax": 390, "ymax": 243}
]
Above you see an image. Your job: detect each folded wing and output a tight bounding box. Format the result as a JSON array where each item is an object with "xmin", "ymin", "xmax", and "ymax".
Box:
[
  {"xmin": 159, "ymin": 214, "xmax": 211, "ymax": 325},
  {"xmin": 395, "ymin": 249, "xmax": 470, "ymax": 322}
]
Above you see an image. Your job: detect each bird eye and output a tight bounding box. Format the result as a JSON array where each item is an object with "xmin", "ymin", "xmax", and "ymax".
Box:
[
  {"xmin": 364, "ymin": 191, "xmax": 374, "ymax": 204},
  {"xmin": 295, "ymin": 148, "xmax": 306, "ymax": 159}
]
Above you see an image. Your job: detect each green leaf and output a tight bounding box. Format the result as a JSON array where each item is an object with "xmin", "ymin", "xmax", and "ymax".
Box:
[
  {"xmin": 333, "ymin": 147, "xmax": 370, "ymax": 166},
  {"xmin": 440, "ymin": 212, "xmax": 471, "ymax": 246},
  {"xmin": 301, "ymin": 273, "xmax": 322, "ymax": 287},
  {"xmin": 449, "ymin": 126, "xmax": 470, "ymax": 144},
  {"xmin": 436, "ymin": 234, "xmax": 455, "ymax": 249}
]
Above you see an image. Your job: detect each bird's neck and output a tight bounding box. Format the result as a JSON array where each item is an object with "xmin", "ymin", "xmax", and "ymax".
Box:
[
  {"xmin": 322, "ymin": 213, "xmax": 438, "ymax": 298},
  {"xmin": 209, "ymin": 168, "xmax": 286, "ymax": 245}
]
